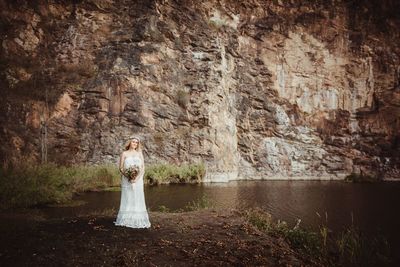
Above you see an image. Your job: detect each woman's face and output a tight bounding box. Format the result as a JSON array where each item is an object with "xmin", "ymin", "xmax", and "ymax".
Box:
[{"xmin": 130, "ymin": 139, "xmax": 139, "ymax": 150}]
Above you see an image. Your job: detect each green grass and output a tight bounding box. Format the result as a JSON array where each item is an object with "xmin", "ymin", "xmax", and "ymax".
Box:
[
  {"xmin": 0, "ymin": 162, "xmax": 206, "ymax": 209},
  {"xmin": 144, "ymin": 162, "xmax": 206, "ymax": 185},
  {"xmin": 157, "ymin": 205, "xmax": 170, "ymax": 212},
  {"xmin": 0, "ymin": 162, "xmax": 120, "ymax": 209},
  {"xmin": 242, "ymin": 208, "xmax": 392, "ymax": 266},
  {"xmin": 184, "ymin": 195, "xmax": 215, "ymax": 211},
  {"xmin": 156, "ymin": 195, "xmax": 214, "ymax": 213},
  {"xmin": 244, "ymin": 207, "xmax": 324, "ymax": 259}
]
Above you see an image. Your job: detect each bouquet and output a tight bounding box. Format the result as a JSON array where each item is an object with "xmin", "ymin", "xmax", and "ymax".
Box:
[{"xmin": 124, "ymin": 165, "xmax": 140, "ymax": 183}]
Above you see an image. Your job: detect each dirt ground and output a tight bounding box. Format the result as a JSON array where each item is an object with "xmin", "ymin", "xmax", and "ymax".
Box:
[{"xmin": 0, "ymin": 208, "xmax": 323, "ymax": 266}]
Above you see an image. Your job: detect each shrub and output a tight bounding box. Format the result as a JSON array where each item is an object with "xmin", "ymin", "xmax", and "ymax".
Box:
[
  {"xmin": 157, "ymin": 205, "xmax": 170, "ymax": 212},
  {"xmin": 0, "ymin": 162, "xmax": 120, "ymax": 209},
  {"xmin": 184, "ymin": 195, "xmax": 214, "ymax": 211},
  {"xmin": 243, "ymin": 208, "xmax": 392, "ymax": 266},
  {"xmin": 344, "ymin": 172, "xmax": 382, "ymax": 183},
  {"xmin": 336, "ymin": 226, "xmax": 391, "ymax": 267},
  {"xmin": 0, "ymin": 161, "xmax": 206, "ymax": 208},
  {"xmin": 244, "ymin": 207, "xmax": 323, "ymax": 258},
  {"xmin": 144, "ymin": 162, "xmax": 205, "ymax": 185}
]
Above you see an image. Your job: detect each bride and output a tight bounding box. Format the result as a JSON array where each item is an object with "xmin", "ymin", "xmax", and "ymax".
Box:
[{"xmin": 114, "ymin": 136, "xmax": 151, "ymax": 228}]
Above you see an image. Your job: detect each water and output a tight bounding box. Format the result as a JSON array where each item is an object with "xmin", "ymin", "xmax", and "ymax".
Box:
[{"xmin": 7, "ymin": 180, "xmax": 400, "ymax": 259}]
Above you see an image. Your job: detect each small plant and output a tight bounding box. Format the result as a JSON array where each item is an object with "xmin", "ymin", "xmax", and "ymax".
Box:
[
  {"xmin": 243, "ymin": 208, "xmax": 392, "ymax": 266},
  {"xmin": 184, "ymin": 195, "xmax": 214, "ymax": 211},
  {"xmin": 335, "ymin": 218, "xmax": 391, "ymax": 266},
  {"xmin": 243, "ymin": 207, "xmax": 319, "ymax": 251},
  {"xmin": 157, "ymin": 205, "xmax": 170, "ymax": 212},
  {"xmin": 118, "ymin": 250, "xmax": 141, "ymax": 266},
  {"xmin": 244, "ymin": 207, "xmax": 274, "ymax": 232},
  {"xmin": 316, "ymin": 211, "xmax": 330, "ymax": 250},
  {"xmin": 175, "ymin": 89, "xmax": 190, "ymax": 109},
  {"xmin": 208, "ymin": 18, "xmax": 228, "ymax": 30}
]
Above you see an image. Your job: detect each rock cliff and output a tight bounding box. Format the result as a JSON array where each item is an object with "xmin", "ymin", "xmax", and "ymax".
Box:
[{"xmin": 1, "ymin": 0, "xmax": 399, "ymax": 181}]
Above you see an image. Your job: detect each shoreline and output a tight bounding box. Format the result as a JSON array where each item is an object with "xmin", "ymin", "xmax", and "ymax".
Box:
[
  {"xmin": 2, "ymin": 162, "xmax": 397, "ymax": 210},
  {"xmin": 2, "ymin": 178, "xmax": 398, "ymax": 211},
  {"xmin": 0, "ymin": 208, "xmax": 323, "ymax": 266},
  {"xmin": 1, "ymin": 207, "xmax": 396, "ymax": 266},
  {"xmin": 151, "ymin": 177, "xmax": 400, "ymax": 186}
]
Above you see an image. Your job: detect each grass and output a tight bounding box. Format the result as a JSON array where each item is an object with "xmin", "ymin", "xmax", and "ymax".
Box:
[
  {"xmin": 183, "ymin": 194, "xmax": 215, "ymax": 211},
  {"xmin": 144, "ymin": 162, "xmax": 206, "ymax": 185},
  {"xmin": 0, "ymin": 162, "xmax": 120, "ymax": 209},
  {"xmin": 118, "ymin": 250, "xmax": 141, "ymax": 266},
  {"xmin": 242, "ymin": 207, "xmax": 392, "ymax": 266},
  {"xmin": 243, "ymin": 207, "xmax": 324, "ymax": 259},
  {"xmin": 344, "ymin": 172, "xmax": 382, "ymax": 183},
  {"xmin": 156, "ymin": 194, "xmax": 214, "ymax": 213},
  {"xmin": 0, "ymin": 161, "xmax": 206, "ymax": 209},
  {"xmin": 335, "ymin": 226, "xmax": 391, "ymax": 267},
  {"xmin": 157, "ymin": 205, "xmax": 170, "ymax": 212},
  {"xmin": 78, "ymin": 207, "xmax": 117, "ymax": 217}
]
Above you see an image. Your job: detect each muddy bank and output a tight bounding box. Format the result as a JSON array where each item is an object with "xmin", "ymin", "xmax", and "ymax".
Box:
[{"xmin": 0, "ymin": 208, "xmax": 321, "ymax": 266}]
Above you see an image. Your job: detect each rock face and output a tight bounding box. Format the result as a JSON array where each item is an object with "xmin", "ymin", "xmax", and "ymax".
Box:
[{"xmin": 1, "ymin": 0, "xmax": 399, "ymax": 181}]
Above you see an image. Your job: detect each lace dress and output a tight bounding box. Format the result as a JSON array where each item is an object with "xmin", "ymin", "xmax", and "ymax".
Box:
[{"xmin": 114, "ymin": 155, "xmax": 151, "ymax": 228}]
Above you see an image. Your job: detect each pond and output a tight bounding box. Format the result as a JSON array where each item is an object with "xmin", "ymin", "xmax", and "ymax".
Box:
[{"xmin": 7, "ymin": 180, "xmax": 400, "ymax": 260}]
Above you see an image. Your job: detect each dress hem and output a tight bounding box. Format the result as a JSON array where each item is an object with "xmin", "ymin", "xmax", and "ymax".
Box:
[
  {"xmin": 114, "ymin": 212, "xmax": 151, "ymax": 229},
  {"xmin": 113, "ymin": 220, "xmax": 151, "ymax": 229}
]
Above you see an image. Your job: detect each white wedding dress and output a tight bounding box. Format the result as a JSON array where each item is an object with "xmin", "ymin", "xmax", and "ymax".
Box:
[{"xmin": 114, "ymin": 155, "xmax": 151, "ymax": 228}]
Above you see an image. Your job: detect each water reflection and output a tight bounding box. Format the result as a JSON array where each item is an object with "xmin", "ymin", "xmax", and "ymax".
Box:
[{"xmin": 27, "ymin": 180, "xmax": 400, "ymax": 257}]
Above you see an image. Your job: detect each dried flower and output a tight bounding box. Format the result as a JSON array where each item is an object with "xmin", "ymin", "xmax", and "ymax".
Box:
[{"xmin": 125, "ymin": 165, "xmax": 140, "ymax": 183}]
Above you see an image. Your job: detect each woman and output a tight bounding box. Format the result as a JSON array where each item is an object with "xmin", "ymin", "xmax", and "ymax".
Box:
[{"xmin": 114, "ymin": 136, "xmax": 151, "ymax": 228}]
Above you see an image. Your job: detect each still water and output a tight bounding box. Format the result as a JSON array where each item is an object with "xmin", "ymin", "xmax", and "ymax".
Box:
[{"xmin": 41, "ymin": 180, "xmax": 400, "ymax": 256}]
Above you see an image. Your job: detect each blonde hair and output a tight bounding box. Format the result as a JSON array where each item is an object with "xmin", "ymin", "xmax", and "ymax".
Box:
[{"xmin": 124, "ymin": 137, "xmax": 143, "ymax": 152}]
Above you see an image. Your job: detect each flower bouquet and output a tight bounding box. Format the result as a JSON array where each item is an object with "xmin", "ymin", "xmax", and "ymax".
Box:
[{"xmin": 124, "ymin": 165, "xmax": 140, "ymax": 183}]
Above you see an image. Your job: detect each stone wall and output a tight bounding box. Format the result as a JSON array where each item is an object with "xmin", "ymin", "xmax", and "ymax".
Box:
[{"xmin": 1, "ymin": 0, "xmax": 399, "ymax": 181}]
